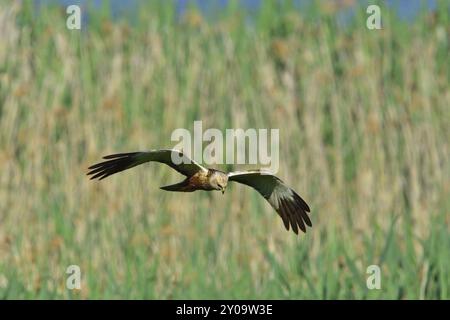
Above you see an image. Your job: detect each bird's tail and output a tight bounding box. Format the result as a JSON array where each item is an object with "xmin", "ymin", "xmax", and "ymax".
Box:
[{"xmin": 160, "ymin": 179, "xmax": 192, "ymax": 192}]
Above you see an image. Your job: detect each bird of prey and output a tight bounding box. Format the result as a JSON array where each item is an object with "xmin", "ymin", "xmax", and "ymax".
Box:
[{"xmin": 87, "ymin": 149, "xmax": 311, "ymax": 234}]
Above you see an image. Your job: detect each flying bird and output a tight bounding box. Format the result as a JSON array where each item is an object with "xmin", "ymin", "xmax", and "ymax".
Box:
[{"xmin": 87, "ymin": 149, "xmax": 311, "ymax": 234}]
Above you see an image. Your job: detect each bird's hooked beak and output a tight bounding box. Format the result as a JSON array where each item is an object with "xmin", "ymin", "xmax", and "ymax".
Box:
[{"xmin": 221, "ymin": 186, "xmax": 226, "ymax": 194}]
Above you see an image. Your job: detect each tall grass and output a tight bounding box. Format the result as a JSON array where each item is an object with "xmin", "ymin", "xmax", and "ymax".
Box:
[{"xmin": 0, "ymin": 0, "xmax": 448, "ymax": 299}]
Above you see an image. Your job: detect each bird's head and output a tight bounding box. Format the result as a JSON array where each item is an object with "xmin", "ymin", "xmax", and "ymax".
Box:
[{"xmin": 211, "ymin": 171, "xmax": 228, "ymax": 194}]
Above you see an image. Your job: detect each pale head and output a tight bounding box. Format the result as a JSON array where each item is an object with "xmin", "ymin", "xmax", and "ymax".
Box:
[{"xmin": 209, "ymin": 170, "xmax": 228, "ymax": 194}]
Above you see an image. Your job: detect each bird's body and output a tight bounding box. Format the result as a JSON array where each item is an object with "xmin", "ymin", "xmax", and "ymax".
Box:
[
  {"xmin": 161, "ymin": 169, "xmax": 227, "ymax": 192},
  {"xmin": 87, "ymin": 149, "xmax": 311, "ymax": 235}
]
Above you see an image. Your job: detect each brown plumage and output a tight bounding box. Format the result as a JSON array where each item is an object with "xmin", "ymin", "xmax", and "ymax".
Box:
[{"xmin": 87, "ymin": 149, "xmax": 311, "ymax": 235}]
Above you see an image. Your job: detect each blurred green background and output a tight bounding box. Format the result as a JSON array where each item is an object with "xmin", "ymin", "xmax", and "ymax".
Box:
[{"xmin": 0, "ymin": 0, "xmax": 448, "ymax": 299}]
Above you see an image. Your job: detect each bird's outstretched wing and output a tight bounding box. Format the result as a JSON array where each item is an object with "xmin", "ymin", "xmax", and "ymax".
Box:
[
  {"xmin": 87, "ymin": 149, "xmax": 207, "ymax": 180},
  {"xmin": 227, "ymin": 170, "xmax": 311, "ymax": 234}
]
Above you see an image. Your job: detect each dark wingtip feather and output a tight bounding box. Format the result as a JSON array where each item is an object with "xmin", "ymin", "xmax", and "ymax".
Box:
[
  {"xmin": 278, "ymin": 194, "xmax": 312, "ymax": 235},
  {"xmin": 288, "ymin": 198, "xmax": 306, "ymax": 233},
  {"xmin": 301, "ymin": 211, "xmax": 312, "ymax": 227},
  {"xmin": 102, "ymin": 152, "xmax": 139, "ymax": 160},
  {"xmin": 291, "ymin": 195, "xmax": 312, "ymax": 228},
  {"xmin": 293, "ymin": 192, "xmax": 310, "ymax": 212},
  {"xmin": 280, "ymin": 198, "xmax": 300, "ymax": 235},
  {"xmin": 87, "ymin": 153, "xmax": 140, "ymax": 181},
  {"xmin": 88, "ymin": 158, "xmax": 119, "ymax": 170},
  {"xmin": 288, "ymin": 202, "xmax": 306, "ymax": 233},
  {"xmin": 280, "ymin": 213, "xmax": 290, "ymax": 231}
]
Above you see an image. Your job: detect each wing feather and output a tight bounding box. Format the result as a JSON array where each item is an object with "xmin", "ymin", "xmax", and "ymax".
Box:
[
  {"xmin": 87, "ymin": 149, "xmax": 207, "ymax": 180},
  {"xmin": 228, "ymin": 170, "xmax": 311, "ymax": 234}
]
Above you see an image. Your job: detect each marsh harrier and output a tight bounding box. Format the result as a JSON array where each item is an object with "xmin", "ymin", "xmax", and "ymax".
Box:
[{"xmin": 87, "ymin": 149, "xmax": 311, "ymax": 234}]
